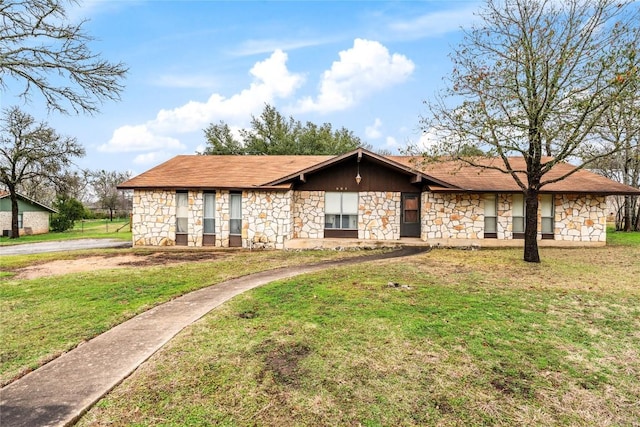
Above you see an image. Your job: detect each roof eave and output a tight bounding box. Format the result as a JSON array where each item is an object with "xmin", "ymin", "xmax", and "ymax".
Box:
[{"xmin": 263, "ymin": 147, "xmax": 462, "ymax": 190}]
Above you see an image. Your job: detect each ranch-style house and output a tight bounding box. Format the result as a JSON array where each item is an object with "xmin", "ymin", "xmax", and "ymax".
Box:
[{"xmin": 118, "ymin": 148, "xmax": 640, "ymax": 249}]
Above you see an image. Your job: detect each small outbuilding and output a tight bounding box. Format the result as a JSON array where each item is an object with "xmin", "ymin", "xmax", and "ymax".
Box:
[{"xmin": 0, "ymin": 191, "xmax": 57, "ymax": 237}]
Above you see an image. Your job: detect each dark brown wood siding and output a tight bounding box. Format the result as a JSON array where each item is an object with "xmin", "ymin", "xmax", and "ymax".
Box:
[
  {"xmin": 175, "ymin": 234, "xmax": 188, "ymax": 246},
  {"xmin": 229, "ymin": 235, "xmax": 242, "ymax": 247},
  {"xmin": 295, "ymin": 157, "xmax": 423, "ymax": 192},
  {"xmin": 203, "ymin": 234, "xmax": 216, "ymax": 246},
  {"xmin": 324, "ymin": 229, "xmax": 358, "ymax": 238}
]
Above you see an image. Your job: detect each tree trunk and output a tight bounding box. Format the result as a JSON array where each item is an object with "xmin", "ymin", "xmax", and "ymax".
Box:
[
  {"xmin": 9, "ymin": 189, "xmax": 20, "ymax": 239},
  {"xmin": 523, "ymin": 189, "xmax": 540, "ymax": 263},
  {"xmin": 623, "ymin": 195, "xmax": 632, "ymax": 232}
]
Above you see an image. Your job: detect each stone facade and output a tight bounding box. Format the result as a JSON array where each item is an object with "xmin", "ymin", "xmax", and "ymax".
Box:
[
  {"xmin": 293, "ymin": 191, "xmax": 325, "ymax": 239},
  {"xmin": 217, "ymin": 191, "xmax": 230, "ymax": 248},
  {"xmin": 555, "ymin": 194, "xmax": 606, "ymax": 242},
  {"xmin": 130, "ymin": 189, "xmax": 610, "ymax": 248},
  {"xmin": 186, "ymin": 191, "xmax": 203, "ymax": 247},
  {"xmin": 132, "ymin": 190, "xmax": 176, "ymax": 246},
  {"xmin": 359, "ymin": 192, "xmax": 401, "ymax": 240},
  {"xmin": 421, "ymin": 192, "xmax": 607, "ymax": 244},
  {"xmin": 245, "ymin": 190, "xmax": 293, "ymax": 249},
  {"xmin": 421, "ymin": 193, "xmax": 484, "ymax": 240}
]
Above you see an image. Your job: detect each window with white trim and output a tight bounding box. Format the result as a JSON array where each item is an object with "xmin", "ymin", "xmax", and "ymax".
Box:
[
  {"xmin": 324, "ymin": 192, "xmax": 358, "ymax": 229},
  {"xmin": 483, "ymin": 194, "xmax": 497, "ymax": 238},
  {"xmin": 230, "ymin": 192, "xmax": 242, "ymax": 236},
  {"xmin": 512, "ymin": 193, "xmax": 525, "ymax": 237},
  {"xmin": 203, "ymin": 192, "xmax": 215, "ymax": 235},
  {"xmin": 176, "ymin": 192, "xmax": 188, "ymax": 234},
  {"xmin": 541, "ymin": 194, "xmax": 554, "ymax": 237}
]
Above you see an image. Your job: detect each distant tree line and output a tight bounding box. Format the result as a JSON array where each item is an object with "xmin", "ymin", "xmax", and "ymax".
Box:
[{"xmin": 201, "ymin": 104, "xmax": 371, "ymax": 155}]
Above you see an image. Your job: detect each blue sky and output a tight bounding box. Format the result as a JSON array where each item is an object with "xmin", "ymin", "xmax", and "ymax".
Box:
[{"xmin": 2, "ymin": 0, "xmax": 482, "ymax": 175}]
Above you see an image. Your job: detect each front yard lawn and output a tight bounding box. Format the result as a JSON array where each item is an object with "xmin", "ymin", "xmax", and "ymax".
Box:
[{"xmin": 78, "ymin": 245, "xmax": 640, "ymax": 426}]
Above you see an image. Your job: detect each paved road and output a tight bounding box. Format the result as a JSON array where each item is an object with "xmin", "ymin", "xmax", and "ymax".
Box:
[
  {"xmin": 0, "ymin": 239, "xmax": 132, "ymax": 255},
  {"xmin": 0, "ymin": 246, "xmax": 428, "ymax": 427}
]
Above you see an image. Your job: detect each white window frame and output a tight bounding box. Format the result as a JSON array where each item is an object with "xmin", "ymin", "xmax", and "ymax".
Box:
[
  {"xmin": 324, "ymin": 192, "xmax": 358, "ymax": 230},
  {"xmin": 512, "ymin": 193, "xmax": 525, "ymax": 237},
  {"xmin": 203, "ymin": 192, "xmax": 216, "ymax": 235},
  {"xmin": 541, "ymin": 194, "xmax": 554, "ymax": 236},
  {"xmin": 483, "ymin": 194, "xmax": 498, "ymax": 238},
  {"xmin": 229, "ymin": 192, "xmax": 242, "ymax": 236},
  {"xmin": 176, "ymin": 191, "xmax": 188, "ymax": 234}
]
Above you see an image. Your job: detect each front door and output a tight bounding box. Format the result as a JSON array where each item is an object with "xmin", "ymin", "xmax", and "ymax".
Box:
[{"xmin": 400, "ymin": 193, "xmax": 420, "ymax": 237}]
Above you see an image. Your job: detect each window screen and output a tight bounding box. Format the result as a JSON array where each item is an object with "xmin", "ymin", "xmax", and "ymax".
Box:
[
  {"xmin": 324, "ymin": 192, "xmax": 358, "ymax": 230},
  {"xmin": 204, "ymin": 192, "xmax": 215, "ymax": 234},
  {"xmin": 176, "ymin": 192, "xmax": 188, "ymax": 234},
  {"xmin": 483, "ymin": 194, "xmax": 497, "ymax": 235},
  {"xmin": 230, "ymin": 193, "xmax": 242, "ymax": 235},
  {"xmin": 512, "ymin": 194, "xmax": 525, "ymax": 234},
  {"xmin": 541, "ymin": 194, "xmax": 554, "ymax": 235}
]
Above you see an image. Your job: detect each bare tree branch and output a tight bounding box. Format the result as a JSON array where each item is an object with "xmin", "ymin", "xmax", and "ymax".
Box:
[{"xmin": 0, "ymin": 0, "xmax": 128, "ymax": 114}]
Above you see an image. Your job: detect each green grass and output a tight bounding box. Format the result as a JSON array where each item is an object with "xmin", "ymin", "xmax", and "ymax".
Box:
[
  {"xmin": 607, "ymin": 224, "xmax": 640, "ymax": 246},
  {"xmin": 77, "ymin": 245, "xmax": 640, "ymax": 426},
  {"xmin": 0, "ymin": 249, "xmax": 385, "ymax": 385},
  {"xmin": 0, "ymin": 218, "xmax": 131, "ymax": 245}
]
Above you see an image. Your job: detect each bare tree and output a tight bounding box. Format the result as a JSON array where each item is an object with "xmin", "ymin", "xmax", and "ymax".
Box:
[
  {"xmin": 0, "ymin": 106, "xmax": 85, "ymax": 238},
  {"xmin": 422, "ymin": 0, "xmax": 640, "ymax": 262},
  {"xmin": 592, "ymin": 60, "xmax": 640, "ymax": 231},
  {"xmin": 90, "ymin": 169, "xmax": 131, "ymax": 221},
  {"xmin": 0, "ymin": 0, "xmax": 127, "ymax": 114}
]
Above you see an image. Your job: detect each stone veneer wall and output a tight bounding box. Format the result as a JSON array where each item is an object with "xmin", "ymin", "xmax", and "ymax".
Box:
[
  {"xmin": 293, "ymin": 191, "xmax": 325, "ymax": 239},
  {"xmin": 555, "ymin": 194, "xmax": 606, "ymax": 242},
  {"xmin": 132, "ymin": 190, "xmax": 176, "ymax": 246},
  {"xmin": 359, "ymin": 192, "xmax": 401, "ymax": 240},
  {"xmin": 422, "ymin": 192, "xmax": 607, "ymax": 243},
  {"xmin": 186, "ymin": 191, "xmax": 203, "ymax": 247},
  {"xmin": 245, "ymin": 190, "xmax": 293, "ymax": 249},
  {"xmin": 216, "ymin": 191, "xmax": 230, "ymax": 248},
  {"xmin": 421, "ymin": 193, "xmax": 484, "ymax": 240}
]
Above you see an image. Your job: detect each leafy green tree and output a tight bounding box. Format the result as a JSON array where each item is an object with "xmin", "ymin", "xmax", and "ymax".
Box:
[
  {"xmin": 0, "ymin": 107, "xmax": 85, "ymax": 238},
  {"xmin": 0, "ymin": 0, "xmax": 127, "ymax": 114},
  {"xmin": 422, "ymin": 0, "xmax": 640, "ymax": 262},
  {"xmin": 201, "ymin": 104, "xmax": 363, "ymax": 155},
  {"xmin": 50, "ymin": 195, "xmax": 84, "ymax": 232},
  {"xmin": 202, "ymin": 121, "xmax": 245, "ymax": 155}
]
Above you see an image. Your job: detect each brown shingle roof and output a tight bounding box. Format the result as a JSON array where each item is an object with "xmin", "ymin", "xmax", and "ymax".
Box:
[
  {"xmin": 119, "ymin": 151, "xmax": 640, "ymax": 195},
  {"xmin": 391, "ymin": 156, "xmax": 640, "ymax": 194},
  {"xmin": 118, "ymin": 155, "xmax": 333, "ymax": 190}
]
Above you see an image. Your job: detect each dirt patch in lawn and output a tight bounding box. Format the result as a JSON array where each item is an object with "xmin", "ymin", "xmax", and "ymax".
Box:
[{"xmin": 15, "ymin": 251, "xmax": 228, "ymax": 280}]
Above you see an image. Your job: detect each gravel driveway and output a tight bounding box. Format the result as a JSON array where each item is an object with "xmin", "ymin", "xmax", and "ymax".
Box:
[{"xmin": 0, "ymin": 239, "xmax": 132, "ymax": 255}]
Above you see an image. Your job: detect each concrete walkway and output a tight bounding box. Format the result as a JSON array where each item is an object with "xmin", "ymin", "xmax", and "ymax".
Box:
[{"xmin": 0, "ymin": 246, "xmax": 428, "ymax": 427}]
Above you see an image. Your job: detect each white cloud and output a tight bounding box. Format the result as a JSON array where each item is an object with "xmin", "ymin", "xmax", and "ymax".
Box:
[
  {"xmin": 296, "ymin": 39, "xmax": 415, "ymax": 114},
  {"xmin": 388, "ymin": 4, "xmax": 480, "ymax": 39},
  {"xmin": 101, "ymin": 50, "xmax": 304, "ymax": 154},
  {"xmin": 98, "ymin": 125, "xmax": 185, "ymax": 153},
  {"xmin": 133, "ymin": 151, "xmax": 174, "ymax": 166},
  {"xmin": 385, "ymin": 136, "xmax": 399, "ymax": 149},
  {"xmin": 233, "ymin": 37, "xmax": 334, "ymax": 56},
  {"xmin": 365, "ymin": 118, "xmax": 383, "ymax": 139},
  {"xmin": 151, "ymin": 49, "xmax": 303, "ymax": 134}
]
